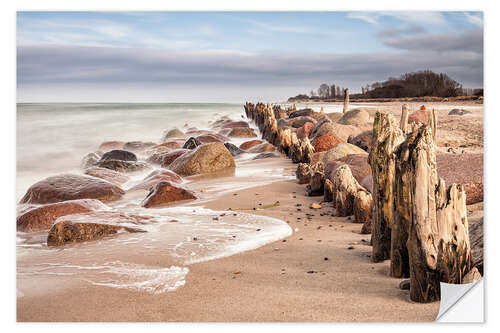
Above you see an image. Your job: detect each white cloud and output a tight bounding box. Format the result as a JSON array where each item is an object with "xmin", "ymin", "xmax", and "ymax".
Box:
[
  {"xmin": 346, "ymin": 12, "xmax": 379, "ymax": 24},
  {"xmin": 464, "ymin": 12, "xmax": 483, "ymax": 26},
  {"xmin": 347, "ymin": 11, "xmax": 446, "ymax": 26}
]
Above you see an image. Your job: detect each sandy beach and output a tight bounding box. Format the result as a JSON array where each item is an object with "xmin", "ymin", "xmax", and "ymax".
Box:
[{"xmin": 16, "ymin": 100, "xmax": 483, "ymax": 322}]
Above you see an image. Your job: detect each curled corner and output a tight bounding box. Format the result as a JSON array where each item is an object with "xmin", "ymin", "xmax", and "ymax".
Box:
[{"xmin": 436, "ymin": 279, "xmax": 484, "ymax": 322}]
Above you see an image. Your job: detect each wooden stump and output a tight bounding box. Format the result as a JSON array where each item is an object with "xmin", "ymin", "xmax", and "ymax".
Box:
[
  {"xmin": 343, "ymin": 88, "xmax": 350, "ymax": 113},
  {"xmin": 368, "ymin": 112, "xmax": 405, "ymax": 262},
  {"xmin": 401, "ymin": 126, "xmax": 472, "ymax": 302},
  {"xmin": 400, "ymin": 104, "xmax": 409, "ymax": 134}
]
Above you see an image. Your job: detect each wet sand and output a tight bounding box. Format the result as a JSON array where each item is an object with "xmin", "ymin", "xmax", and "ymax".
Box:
[{"xmin": 17, "ymin": 156, "xmax": 439, "ymax": 322}]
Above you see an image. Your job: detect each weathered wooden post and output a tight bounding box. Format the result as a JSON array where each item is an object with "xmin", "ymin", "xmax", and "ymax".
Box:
[
  {"xmin": 400, "ymin": 125, "xmax": 472, "ymax": 302},
  {"xmin": 400, "ymin": 104, "xmax": 409, "ymax": 134},
  {"xmin": 368, "ymin": 112, "xmax": 405, "ymax": 262},
  {"xmin": 429, "ymin": 108, "xmax": 437, "ymax": 143},
  {"xmin": 343, "ymin": 88, "xmax": 350, "ymax": 113}
]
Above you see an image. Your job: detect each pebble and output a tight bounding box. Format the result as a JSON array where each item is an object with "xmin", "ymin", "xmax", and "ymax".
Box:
[
  {"xmin": 324, "ymin": 257, "xmax": 329, "ymax": 261},
  {"xmin": 307, "ymin": 270, "xmax": 317, "ymax": 274},
  {"xmin": 347, "ymin": 246, "xmax": 354, "ymax": 250}
]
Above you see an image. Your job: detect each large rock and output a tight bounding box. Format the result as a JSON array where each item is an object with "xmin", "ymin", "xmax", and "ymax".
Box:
[
  {"xmin": 162, "ymin": 128, "xmax": 186, "ymax": 141},
  {"xmin": 128, "ymin": 169, "xmax": 182, "ymax": 191},
  {"xmin": 288, "ymin": 116, "xmax": 317, "ymax": 128},
  {"xmin": 289, "ymin": 108, "xmax": 315, "ymax": 119},
  {"xmin": 325, "ymin": 154, "xmax": 371, "ymax": 185},
  {"xmin": 16, "ymin": 199, "xmax": 106, "ymax": 232},
  {"xmin": 81, "ymin": 152, "xmax": 102, "ymax": 169},
  {"xmin": 141, "ymin": 181, "xmax": 197, "ymax": 208},
  {"xmin": 248, "ymin": 142, "xmax": 275, "ymax": 153},
  {"xmin": 93, "ymin": 160, "xmax": 150, "ymax": 173},
  {"xmin": 169, "ymin": 142, "xmax": 235, "ymax": 176},
  {"xmin": 196, "ymin": 133, "xmax": 228, "ymax": 144},
  {"xmin": 183, "ymin": 137, "xmax": 203, "ymax": 150},
  {"xmin": 252, "ymin": 152, "xmax": 280, "ymax": 160},
  {"xmin": 436, "ymin": 153, "xmax": 483, "ymax": 204},
  {"xmin": 84, "ymin": 167, "xmax": 130, "ymax": 186},
  {"xmin": 220, "ymin": 121, "xmax": 249, "ymax": 129},
  {"xmin": 98, "ymin": 141, "xmax": 125, "ymax": 151},
  {"xmin": 224, "ymin": 142, "xmax": 245, "ymax": 156},
  {"xmin": 152, "ymin": 141, "xmax": 182, "ymax": 150},
  {"xmin": 321, "ymin": 143, "xmax": 367, "ymax": 165},
  {"xmin": 326, "ymin": 113, "xmax": 343, "ymax": 122},
  {"xmin": 469, "ymin": 218, "xmax": 483, "ymax": 275},
  {"xmin": 348, "ymin": 131, "xmax": 373, "ymax": 152},
  {"xmin": 19, "ymin": 174, "xmax": 125, "ymax": 204},
  {"xmin": 312, "ymin": 133, "xmax": 343, "ymax": 152},
  {"xmin": 326, "ymin": 123, "xmax": 371, "ymax": 142},
  {"xmin": 408, "ymin": 109, "xmax": 430, "ymax": 125},
  {"xmin": 100, "ymin": 149, "xmax": 137, "ymax": 162},
  {"xmin": 338, "ymin": 109, "xmax": 370, "ymax": 125},
  {"xmin": 147, "ymin": 149, "xmax": 189, "ymax": 167},
  {"xmin": 448, "ymin": 108, "xmax": 472, "ymax": 116},
  {"xmin": 239, "ymin": 139, "xmax": 263, "ymax": 150},
  {"xmin": 123, "ymin": 141, "xmax": 156, "ymax": 152},
  {"xmin": 296, "ymin": 122, "xmax": 315, "ymax": 139},
  {"xmin": 47, "ymin": 211, "xmax": 148, "ymax": 246},
  {"xmin": 227, "ymin": 127, "xmax": 257, "ymax": 138}
]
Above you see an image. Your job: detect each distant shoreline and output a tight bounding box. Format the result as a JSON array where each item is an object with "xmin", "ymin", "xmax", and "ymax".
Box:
[{"xmin": 284, "ymin": 95, "xmax": 483, "ymax": 104}]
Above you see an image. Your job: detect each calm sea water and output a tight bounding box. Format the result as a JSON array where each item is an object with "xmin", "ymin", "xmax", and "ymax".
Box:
[{"xmin": 16, "ymin": 103, "xmax": 245, "ymax": 199}]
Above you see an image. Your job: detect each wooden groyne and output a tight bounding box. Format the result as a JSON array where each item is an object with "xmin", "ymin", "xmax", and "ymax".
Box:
[{"xmin": 244, "ymin": 102, "xmax": 481, "ymax": 303}]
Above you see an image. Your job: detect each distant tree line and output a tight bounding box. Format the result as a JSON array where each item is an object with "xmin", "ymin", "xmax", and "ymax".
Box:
[{"xmin": 291, "ymin": 70, "xmax": 483, "ymax": 100}]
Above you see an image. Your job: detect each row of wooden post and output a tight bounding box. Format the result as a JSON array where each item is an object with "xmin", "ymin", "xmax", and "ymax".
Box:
[{"xmin": 369, "ymin": 105, "xmax": 472, "ymax": 303}]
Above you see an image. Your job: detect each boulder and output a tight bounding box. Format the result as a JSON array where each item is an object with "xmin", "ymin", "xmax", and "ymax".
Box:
[
  {"xmin": 469, "ymin": 218, "xmax": 483, "ymax": 275},
  {"xmin": 100, "ymin": 149, "xmax": 137, "ymax": 162},
  {"xmin": 152, "ymin": 141, "xmax": 182, "ymax": 150},
  {"xmin": 310, "ymin": 151, "xmax": 326, "ymax": 165},
  {"xmin": 183, "ymin": 137, "xmax": 204, "ymax": 149},
  {"xmin": 338, "ymin": 109, "xmax": 370, "ymax": 125},
  {"xmin": 288, "ymin": 116, "xmax": 317, "ymax": 128},
  {"xmin": 239, "ymin": 139, "xmax": 263, "ymax": 150},
  {"xmin": 252, "ymin": 152, "xmax": 280, "ymax": 160},
  {"xmin": 325, "ymin": 154, "xmax": 371, "ymax": 185},
  {"xmin": 312, "ymin": 133, "xmax": 343, "ymax": 152},
  {"xmin": 84, "ymin": 167, "xmax": 130, "ymax": 186},
  {"xmin": 196, "ymin": 133, "xmax": 228, "ymax": 144},
  {"xmin": 326, "ymin": 112, "xmax": 343, "ymax": 122},
  {"xmin": 147, "ymin": 149, "xmax": 189, "ymax": 167},
  {"xmin": 324, "ymin": 123, "xmax": 371, "ymax": 142},
  {"xmin": 448, "ymin": 108, "xmax": 472, "ymax": 116},
  {"xmin": 221, "ymin": 121, "xmax": 249, "ymax": 129},
  {"xmin": 19, "ymin": 174, "xmax": 125, "ymax": 204},
  {"xmin": 289, "ymin": 108, "xmax": 315, "ymax": 119},
  {"xmin": 128, "ymin": 169, "xmax": 182, "ymax": 191},
  {"xmin": 224, "ymin": 142, "xmax": 245, "ymax": 156},
  {"xmin": 162, "ymin": 128, "xmax": 186, "ymax": 141},
  {"xmin": 248, "ymin": 142, "xmax": 275, "ymax": 153},
  {"xmin": 98, "ymin": 141, "xmax": 125, "ymax": 151},
  {"xmin": 321, "ymin": 144, "xmax": 368, "ymax": 165},
  {"xmin": 47, "ymin": 211, "xmax": 148, "ymax": 246},
  {"xmin": 360, "ymin": 175, "xmax": 373, "ymax": 193},
  {"xmin": 141, "ymin": 181, "xmax": 197, "ymax": 208},
  {"xmin": 123, "ymin": 141, "xmax": 157, "ymax": 152},
  {"xmin": 408, "ymin": 109, "xmax": 430, "ymax": 125},
  {"xmin": 169, "ymin": 142, "xmax": 235, "ymax": 176},
  {"xmin": 348, "ymin": 131, "xmax": 373, "ymax": 152},
  {"xmin": 436, "ymin": 153, "xmax": 483, "ymax": 204},
  {"xmin": 81, "ymin": 151, "xmax": 103, "ymax": 169},
  {"xmin": 296, "ymin": 122, "xmax": 315, "ymax": 140},
  {"xmin": 16, "ymin": 199, "xmax": 106, "ymax": 232},
  {"xmin": 227, "ymin": 127, "xmax": 257, "ymax": 138},
  {"xmin": 93, "ymin": 160, "xmax": 150, "ymax": 173}
]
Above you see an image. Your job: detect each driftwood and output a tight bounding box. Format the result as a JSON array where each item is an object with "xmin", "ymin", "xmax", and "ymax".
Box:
[
  {"xmin": 430, "ymin": 108, "xmax": 437, "ymax": 143},
  {"xmin": 368, "ymin": 112, "xmax": 405, "ymax": 262}
]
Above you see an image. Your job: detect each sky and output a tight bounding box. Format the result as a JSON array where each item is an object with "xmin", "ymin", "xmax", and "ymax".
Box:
[{"xmin": 17, "ymin": 11, "xmax": 483, "ymax": 102}]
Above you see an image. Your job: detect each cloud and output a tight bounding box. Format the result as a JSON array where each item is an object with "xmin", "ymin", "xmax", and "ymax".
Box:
[
  {"xmin": 17, "ymin": 43, "xmax": 483, "ymax": 100},
  {"xmin": 463, "ymin": 12, "xmax": 483, "ymax": 26},
  {"xmin": 347, "ymin": 11, "xmax": 446, "ymax": 25},
  {"xmin": 234, "ymin": 17, "xmax": 312, "ymax": 33},
  {"xmin": 380, "ymin": 29, "xmax": 483, "ymax": 54}
]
